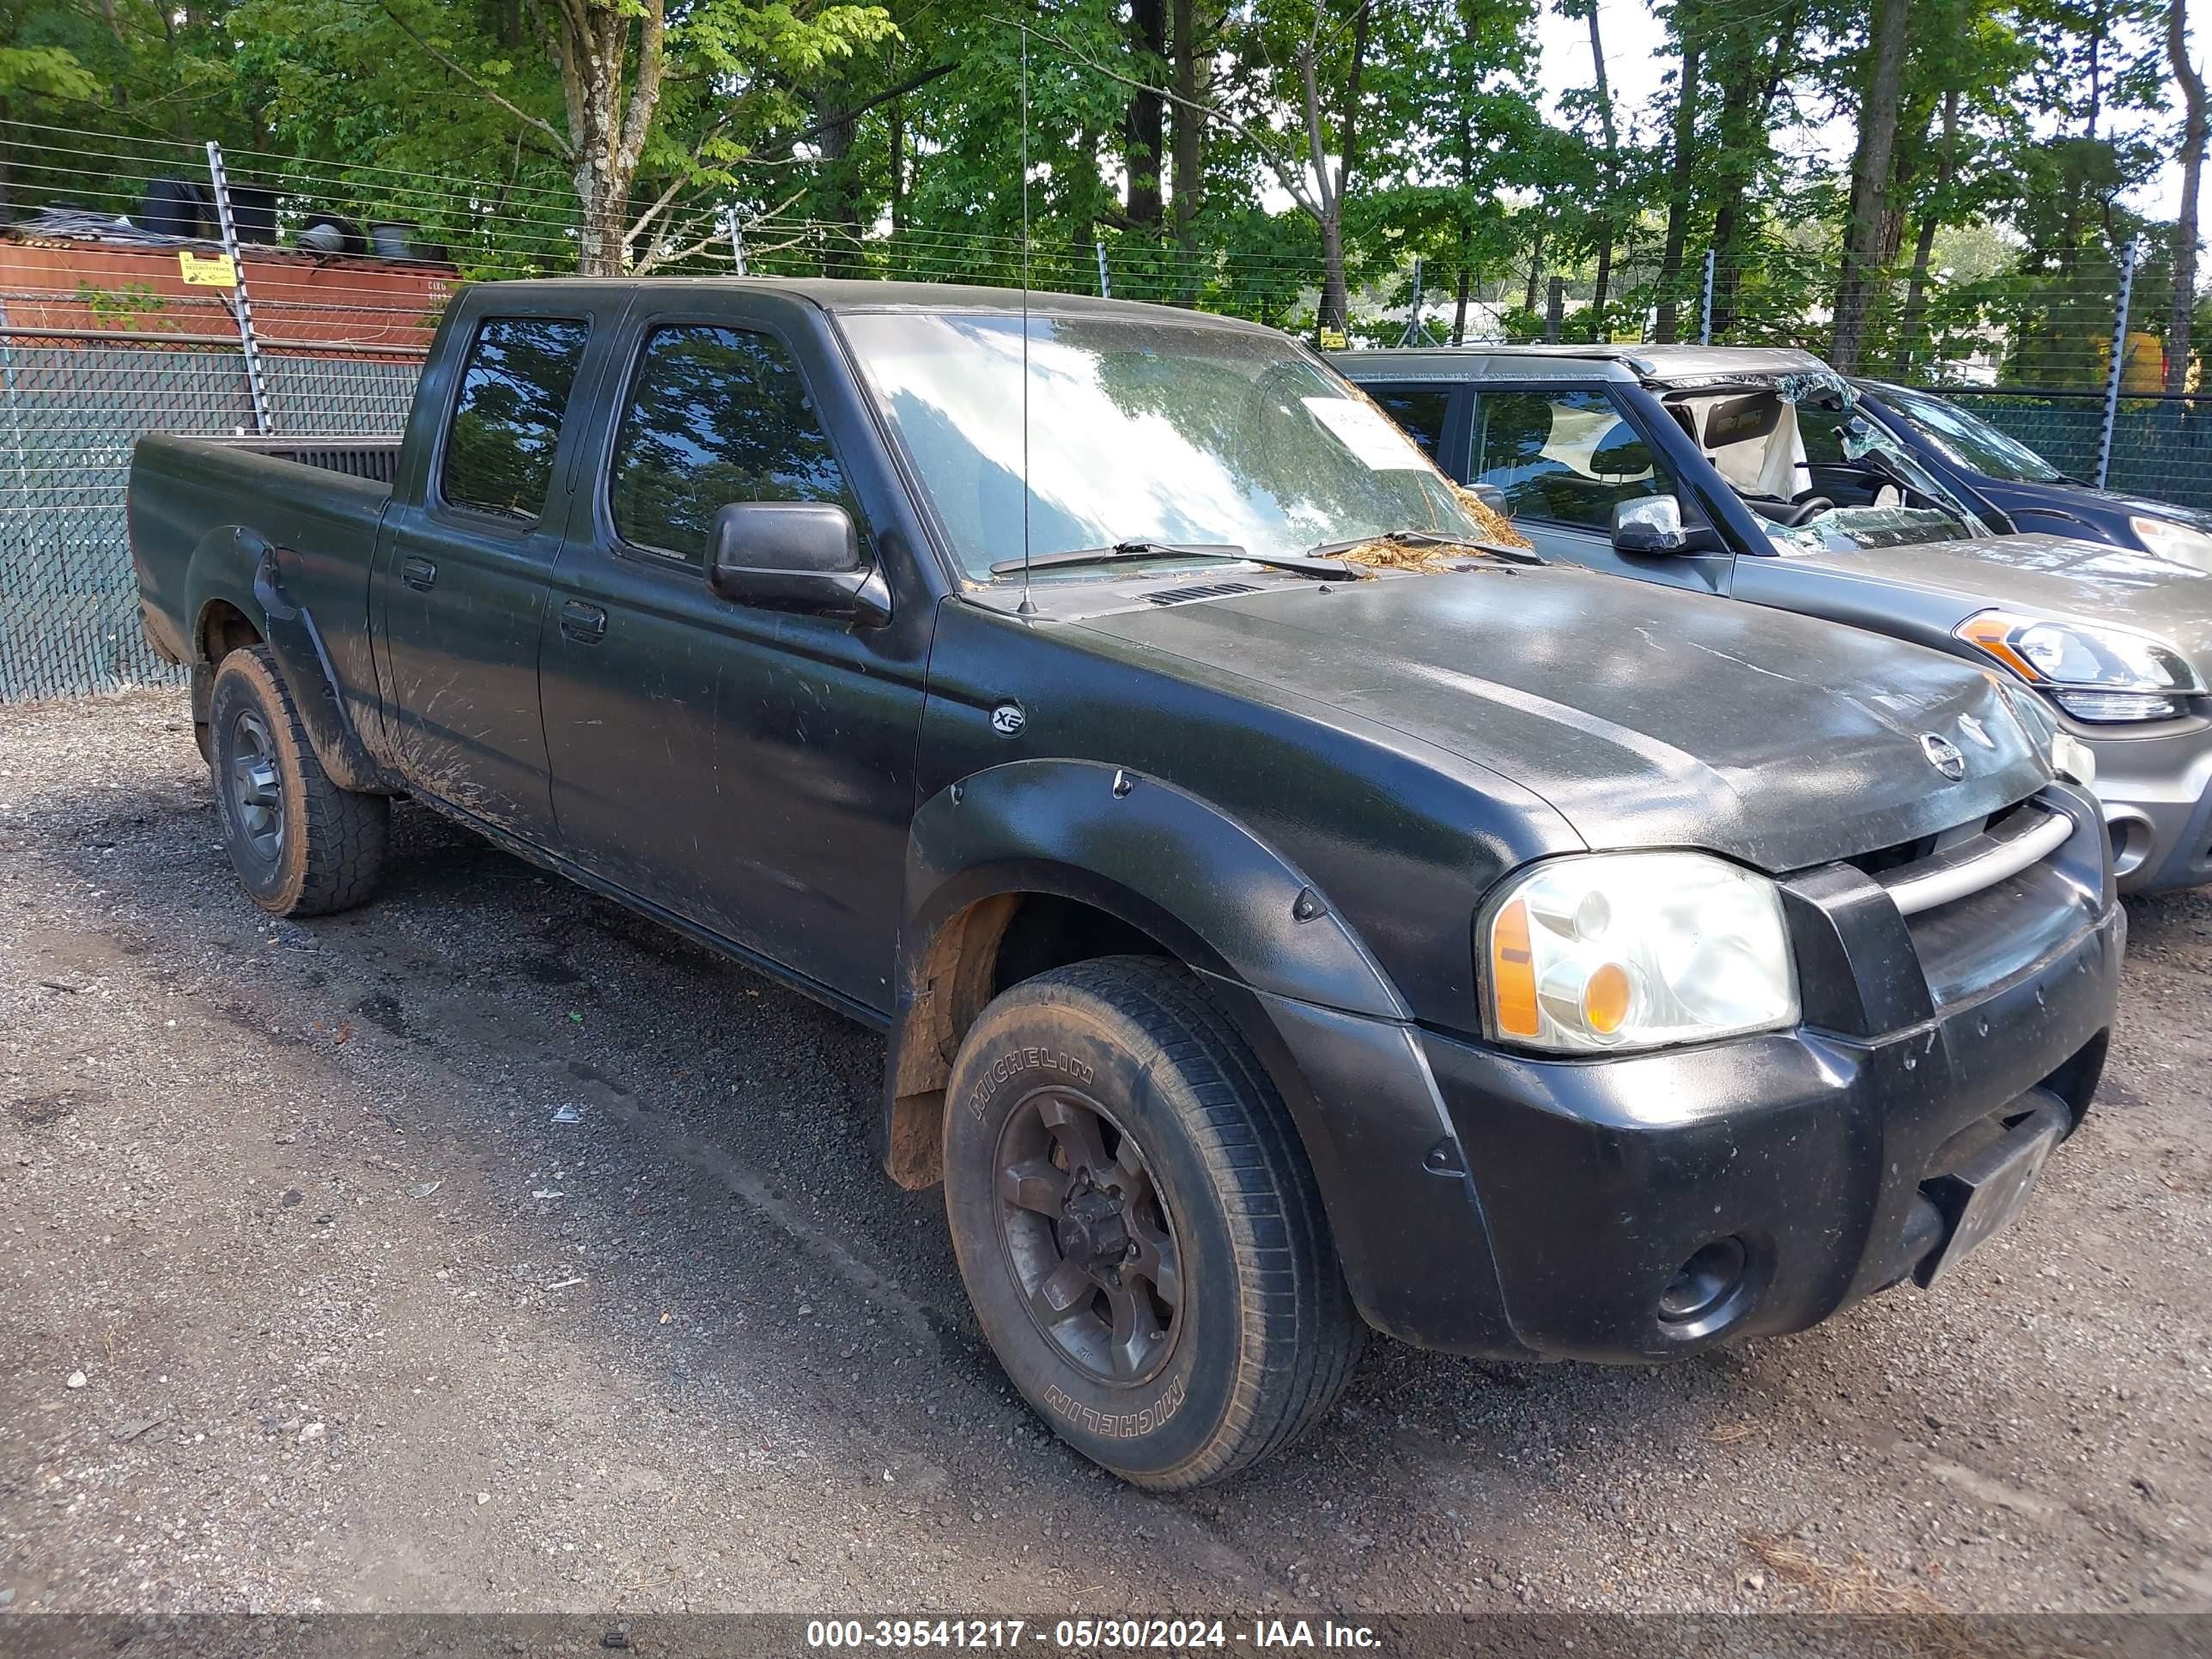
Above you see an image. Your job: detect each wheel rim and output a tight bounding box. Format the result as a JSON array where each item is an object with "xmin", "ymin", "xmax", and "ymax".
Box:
[
  {"xmin": 227, "ymin": 708, "xmax": 283, "ymax": 866},
  {"xmin": 994, "ymin": 1086, "xmax": 1184, "ymax": 1387}
]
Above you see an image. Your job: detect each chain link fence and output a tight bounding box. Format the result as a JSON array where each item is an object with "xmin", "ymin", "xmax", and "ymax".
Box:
[
  {"xmin": 0, "ymin": 335, "xmax": 420, "ymax": 702},
  {"xmin": 1, "ymin": 114, "xmax": 2205, "ymax": 702}
]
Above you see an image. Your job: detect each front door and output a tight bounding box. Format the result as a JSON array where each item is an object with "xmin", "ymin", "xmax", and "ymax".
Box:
[
  {"xmin": 539, "ymin": 312, "xmax": 932, "ymax": 1011},
  {"xmin": 371, "ymin": 313, "xmax": 595, "ymax": 842},
  {"xmin": 1468, "ymin": 386, "xmax": 1735, "ymax": 595}
]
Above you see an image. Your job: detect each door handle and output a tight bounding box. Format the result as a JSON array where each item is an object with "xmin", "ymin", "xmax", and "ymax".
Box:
[
  {"xmin": 401, "ymin": 556, "xmax": 438, "ymax": 592},
  {"xmin": 561, "ymin": 599, "xmax": 607, "ymax": 644}
]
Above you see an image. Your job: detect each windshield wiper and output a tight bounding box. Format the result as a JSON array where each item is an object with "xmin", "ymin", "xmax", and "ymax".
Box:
[
  {"xmin": 1304, "ymin": 527, "xmax": 1542, "ymax": 564},
  {"xmin": 988, "ymin": 539, "xmax": 1354, "ymax": 580},
  {"xmin": 988, "ymin": 540, "xmax": 1243, "ymax": 574}
]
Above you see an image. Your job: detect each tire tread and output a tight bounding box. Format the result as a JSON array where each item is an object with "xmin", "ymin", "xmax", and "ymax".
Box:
[
  {"xmin": 1002, "ymin": 956, "xmax": 1361, "ymax": 1488},
  {"xmin": 211, "ymin": 647, "xmax": 387, "ymax": 917}
]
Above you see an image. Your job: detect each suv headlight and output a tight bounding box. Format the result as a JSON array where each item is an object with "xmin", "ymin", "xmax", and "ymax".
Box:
[
  {"xmin": 2131, "ymin": 515, "xmax": 2212, "ymax": 565},
  {"xmin": 1480, "ymin": 852, "xmax": 1798, "ymax": 1054},
  {"xmin": 1956, "ymin": 609, "xmax": 2202, "ymax": 723}
]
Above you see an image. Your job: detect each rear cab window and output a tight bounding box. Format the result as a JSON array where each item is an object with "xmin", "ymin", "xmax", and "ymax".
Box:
[
  {"xmin": 1362, "ymin": 384, "xmax": 1462, "ymax": 474},
  {"xmin": 1471, "ymin": 388, "xmax": 1676, "ymax": 531},
  {"xmin": 440, "ymin": 317, "xmax": 592, "ymax": 521},
  {"xmin": 608, "ymin": 323, "xmax": 865, "ymax": 566}
]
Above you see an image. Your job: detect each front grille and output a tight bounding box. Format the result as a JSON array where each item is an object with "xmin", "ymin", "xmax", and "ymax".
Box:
[
  {"xmin": 1845, "ymin": 799, "xmax": 2036, "ymax": 881},
  {"xmin": 1870, "ymin": 801, "xmax": 2072, "ymax": 919}
]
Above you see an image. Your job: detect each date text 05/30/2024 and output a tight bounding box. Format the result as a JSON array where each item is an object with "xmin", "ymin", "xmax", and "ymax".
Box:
[{"xmin": 805, "ymin": 1619, "xmax": 1382, "ymax": 1650}]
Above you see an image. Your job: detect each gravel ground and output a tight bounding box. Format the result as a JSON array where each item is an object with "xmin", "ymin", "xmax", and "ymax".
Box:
[{"xmin": 1, "ymin": 687, "xmax": 2208, "ymax": 1620}]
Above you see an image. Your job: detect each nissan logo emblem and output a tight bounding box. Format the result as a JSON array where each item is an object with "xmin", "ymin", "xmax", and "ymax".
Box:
[{"xmin": 1921, "ymin": 732, "xmax": 1967, "ymax": 780}]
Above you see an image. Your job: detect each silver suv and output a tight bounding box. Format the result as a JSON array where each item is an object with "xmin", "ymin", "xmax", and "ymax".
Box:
[{"xmin": 1337, "ymin": 343, "xmax": 2212, "ymax": 893}]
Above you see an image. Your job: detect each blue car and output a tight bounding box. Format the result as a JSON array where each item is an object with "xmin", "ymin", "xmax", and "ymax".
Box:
[{"xmin": 1851, "ymin": 378, "xmax": 2212, "ymax": 568}]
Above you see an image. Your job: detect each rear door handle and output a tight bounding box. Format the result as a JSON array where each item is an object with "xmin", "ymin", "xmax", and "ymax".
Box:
[
  {"xmin": 561, "ymin": 600, "xmax": 607, "ymax": 644},
  {"xmin": 401, "ymin": 556, "xmax": 438, "ymax": 591}
]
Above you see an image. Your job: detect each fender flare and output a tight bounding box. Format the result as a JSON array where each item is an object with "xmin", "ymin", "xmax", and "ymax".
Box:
[
  {"xmin": 903, "ymin": 757, "xmax": 1407, "ymax": 1019},
  {"xmin": 882, "ymin": 757, "xmax": 1408, "ymax": 1187},
  {"xmin": 187, "ymin": 527, "xmax": 392, "ymax": 795}
]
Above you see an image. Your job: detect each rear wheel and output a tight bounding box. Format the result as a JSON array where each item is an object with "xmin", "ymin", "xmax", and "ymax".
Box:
[
  {"xmin": 943, "ymin": 956, "xmax": 1360, "ymax": 1488},
  {"xmin": 209, "ymin": 647, "xmax": 387, "ymax": 917}
]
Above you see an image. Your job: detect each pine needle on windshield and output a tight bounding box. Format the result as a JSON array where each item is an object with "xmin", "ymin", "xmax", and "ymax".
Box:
[
  {"xmin": 1330, "ymin": 489, "xmax": 1535, "ymax": 574},
  {"xmin": 1334, "ymin": 540, "xmax": 1462, "ymax": 573},
  {"xmin": 1454, "ymin": 487, "xmax": 1533, "ymax": 550}
]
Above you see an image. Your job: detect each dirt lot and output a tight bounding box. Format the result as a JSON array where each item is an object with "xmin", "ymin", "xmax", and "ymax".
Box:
[{"xmin": 1, "ymin": 687, "xmax": 2209, "ymax": 1620}]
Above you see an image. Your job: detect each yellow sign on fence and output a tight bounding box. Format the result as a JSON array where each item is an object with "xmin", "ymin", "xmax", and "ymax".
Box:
[
  {"xmin": 1317, "ymin": 326, "xmax": 1349, "ymax": 350},
  {"xmin": 178, "ymin": 251, "xmax": 237, "ymax": 287}
]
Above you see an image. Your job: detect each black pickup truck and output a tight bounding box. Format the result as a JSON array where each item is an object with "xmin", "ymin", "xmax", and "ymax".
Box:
[{"xmin": 130, "ymin": 279, "xmax": 2122, "ymax": 1488}]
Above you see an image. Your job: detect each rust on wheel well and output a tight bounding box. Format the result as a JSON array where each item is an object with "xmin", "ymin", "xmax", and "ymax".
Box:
[
  {"xmin": 884, "ymin": 892, "xmax": 1170, "ymax": 1189},
  {"xmin": 198, "ymin": 600, "xmax": 264, "ymax": 667}
]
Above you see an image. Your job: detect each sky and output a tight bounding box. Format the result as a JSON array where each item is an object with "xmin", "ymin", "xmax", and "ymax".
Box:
[{"xmin": 1526, "ymin": 0, "xmax": 2192, "ymax": 224}]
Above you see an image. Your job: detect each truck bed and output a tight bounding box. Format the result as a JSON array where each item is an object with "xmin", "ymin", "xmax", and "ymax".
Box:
[
  {"xmin": 127, "ymin": 432, "xmax": 398, "ymax": 689},
  {"xmin": 184, "ymin": 434, "xmax": 404, "ymax": 485}
]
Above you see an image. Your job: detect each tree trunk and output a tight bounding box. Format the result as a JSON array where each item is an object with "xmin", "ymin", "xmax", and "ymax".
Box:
[
  {"xmin": 1704, "ymin": 54, "xmax": 1754, "ymax": 336},
  {"xmin": 1453, "ymin": 262, "xmax": 1472, "ymax": 343},
  {"xmin": 1170, "ymin": 0, "xmax": 1203, "ymax": 254},
  {"xmin": 2170, "ymin": 0, "xmax": 2208, "ymax": 392},
  {"xmin": 1894, "ymin": 87, "xmax": 1958, "ymax": 375},
  {"xmin": 889, "ymin": 94, "xmax": 907, "ymax": 236},
  {"xmin": 1653, "ymin": 25, "xmax": 1704, "ymax": 343},
  {"xmin": 1584, "ymin": 0, "xmax": 1619, "ymax": 341},
  {"xmin": 811, "ymin": 84, "xmax": 863, "ymax": 277},
  {"xmin": 1523, "ymin": 224, "xmax": 1545, "ymax": 313},
  {"xmin": 1124, "ymin": 0, "xmax": 1165, "ymax": 233},
  {"xmin": 1829, "ymin": 0, "xmax": 1911, "ymax": 371},
  {"xmin": 557, "ymin": 0, "xmax": 668, "ymax": 276},
  {"xmin": 1319, "ymin": 215, "xmax": 1351, "ymax": 330},
  {"xmin": 1301, "ymin": 0, "xmax": 1372, "ymax": 333}
]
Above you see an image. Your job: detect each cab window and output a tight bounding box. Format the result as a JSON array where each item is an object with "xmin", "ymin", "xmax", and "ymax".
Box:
[
  {"xmin": 1471, "ymin": 389, "xmax": 1674, "ymax": 529},
  {"xmin": 441, "ymin": 317, "xmax": 590, "ymax": 521},
  {"xmin": 610, "ymin": 325, "xmax": 861, "ymax": 566},
  {"xmin": 1364, "ymin": 385, "xmax": 1455, "ymax": 467}
]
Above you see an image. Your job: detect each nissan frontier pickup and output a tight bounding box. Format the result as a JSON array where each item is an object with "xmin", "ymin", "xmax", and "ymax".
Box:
[{"xmin": 130, "ymin": 281, "xmax": 2122, "ymax": 1487}]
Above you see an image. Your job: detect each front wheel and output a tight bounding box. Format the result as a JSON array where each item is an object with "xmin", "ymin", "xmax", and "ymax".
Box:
[{"xmin": 943, "ymin": 957, "xmax": 1360, "ymax": 1488}]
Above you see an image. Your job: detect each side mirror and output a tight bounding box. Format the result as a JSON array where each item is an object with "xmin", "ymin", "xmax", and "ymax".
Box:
[
  {"xmin": 1466, "ymin": 481, "xmax": 1512, "ymax": 517},
  {"xmin": 708, "ymin": 501, "xmax": 890, "ymax": 625},
  {"xmin": 1611, "ymin": 494, "xmax": 1689, "ymax": 555}
]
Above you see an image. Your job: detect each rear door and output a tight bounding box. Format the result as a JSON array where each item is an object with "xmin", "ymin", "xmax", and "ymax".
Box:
[
  {"xmin": 538, "ymin": 296, "xmax": 939, "ymax": 1012},
  {"xmin": 371, "ymin": 302, "xmax": 615, "ymax": 842},
  {"xmin": 1467, "ymin": 384, "xmax": 1735, "ymax": 593}
]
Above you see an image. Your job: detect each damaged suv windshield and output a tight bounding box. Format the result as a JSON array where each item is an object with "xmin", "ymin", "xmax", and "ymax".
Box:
[{"xmin": 1662, "ymin": 374, "xmax": 1991, "ymax": 556}]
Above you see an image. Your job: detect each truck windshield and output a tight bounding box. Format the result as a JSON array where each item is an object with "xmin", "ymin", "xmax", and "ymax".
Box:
[
  {"xmin": 837, "ymin": 311, "xmax": 1479, "ymax": 583},
  {"xmin": 1664, "ymin": 378, "xmax": 1992, "ymax": 556}
]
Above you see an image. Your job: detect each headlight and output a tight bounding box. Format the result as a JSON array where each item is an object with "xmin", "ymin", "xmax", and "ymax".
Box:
[
  {"xmin": 1956, "ymin": 609, "xmax": 2202, "ymax": 723},
  {"xmin": 1480, "ymin": 852, "xmax": 1798, "ymax": 1054},
  {"xmin": 2130, "ymin": 515, "xmax": 2212, "ymax": 565}
]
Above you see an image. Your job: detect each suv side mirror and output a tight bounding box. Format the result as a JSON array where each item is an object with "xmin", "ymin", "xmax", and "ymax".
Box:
[
  {"xmin": 708, "ymin": 501, "xmax": 890, "ymax": 625},
  {"xmin": 1466, "ymin": 481, "xmax": 1512, "ymax": 517},
  {"xmin": 1612, "ymin": 495, "xmax": 1692, "ymax": 555}
]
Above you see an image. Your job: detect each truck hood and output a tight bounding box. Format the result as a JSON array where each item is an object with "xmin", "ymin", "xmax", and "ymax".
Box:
[
  {"xmin": 1741, "ymin": 532, "xmax": 2212, "ymax": 666},
  {"xmin": 1073, "ymin": 565, "xmax": 2049, "ymax": 873}
]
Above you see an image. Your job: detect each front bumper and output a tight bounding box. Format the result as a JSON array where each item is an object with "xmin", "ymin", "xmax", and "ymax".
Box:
[
  {"xmin": 1244, "ymin": 784, "xmax": 2123, "ymax": 1363},
  {"xmin": 2075, "ymin": 716, "xmax": 2212, "ymax": 892}
]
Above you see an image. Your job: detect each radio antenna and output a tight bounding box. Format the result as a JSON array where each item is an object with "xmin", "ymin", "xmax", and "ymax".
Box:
[{"xmin": 1015, "ymin": 25, "xmax": 1037, "ymax": 617}]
